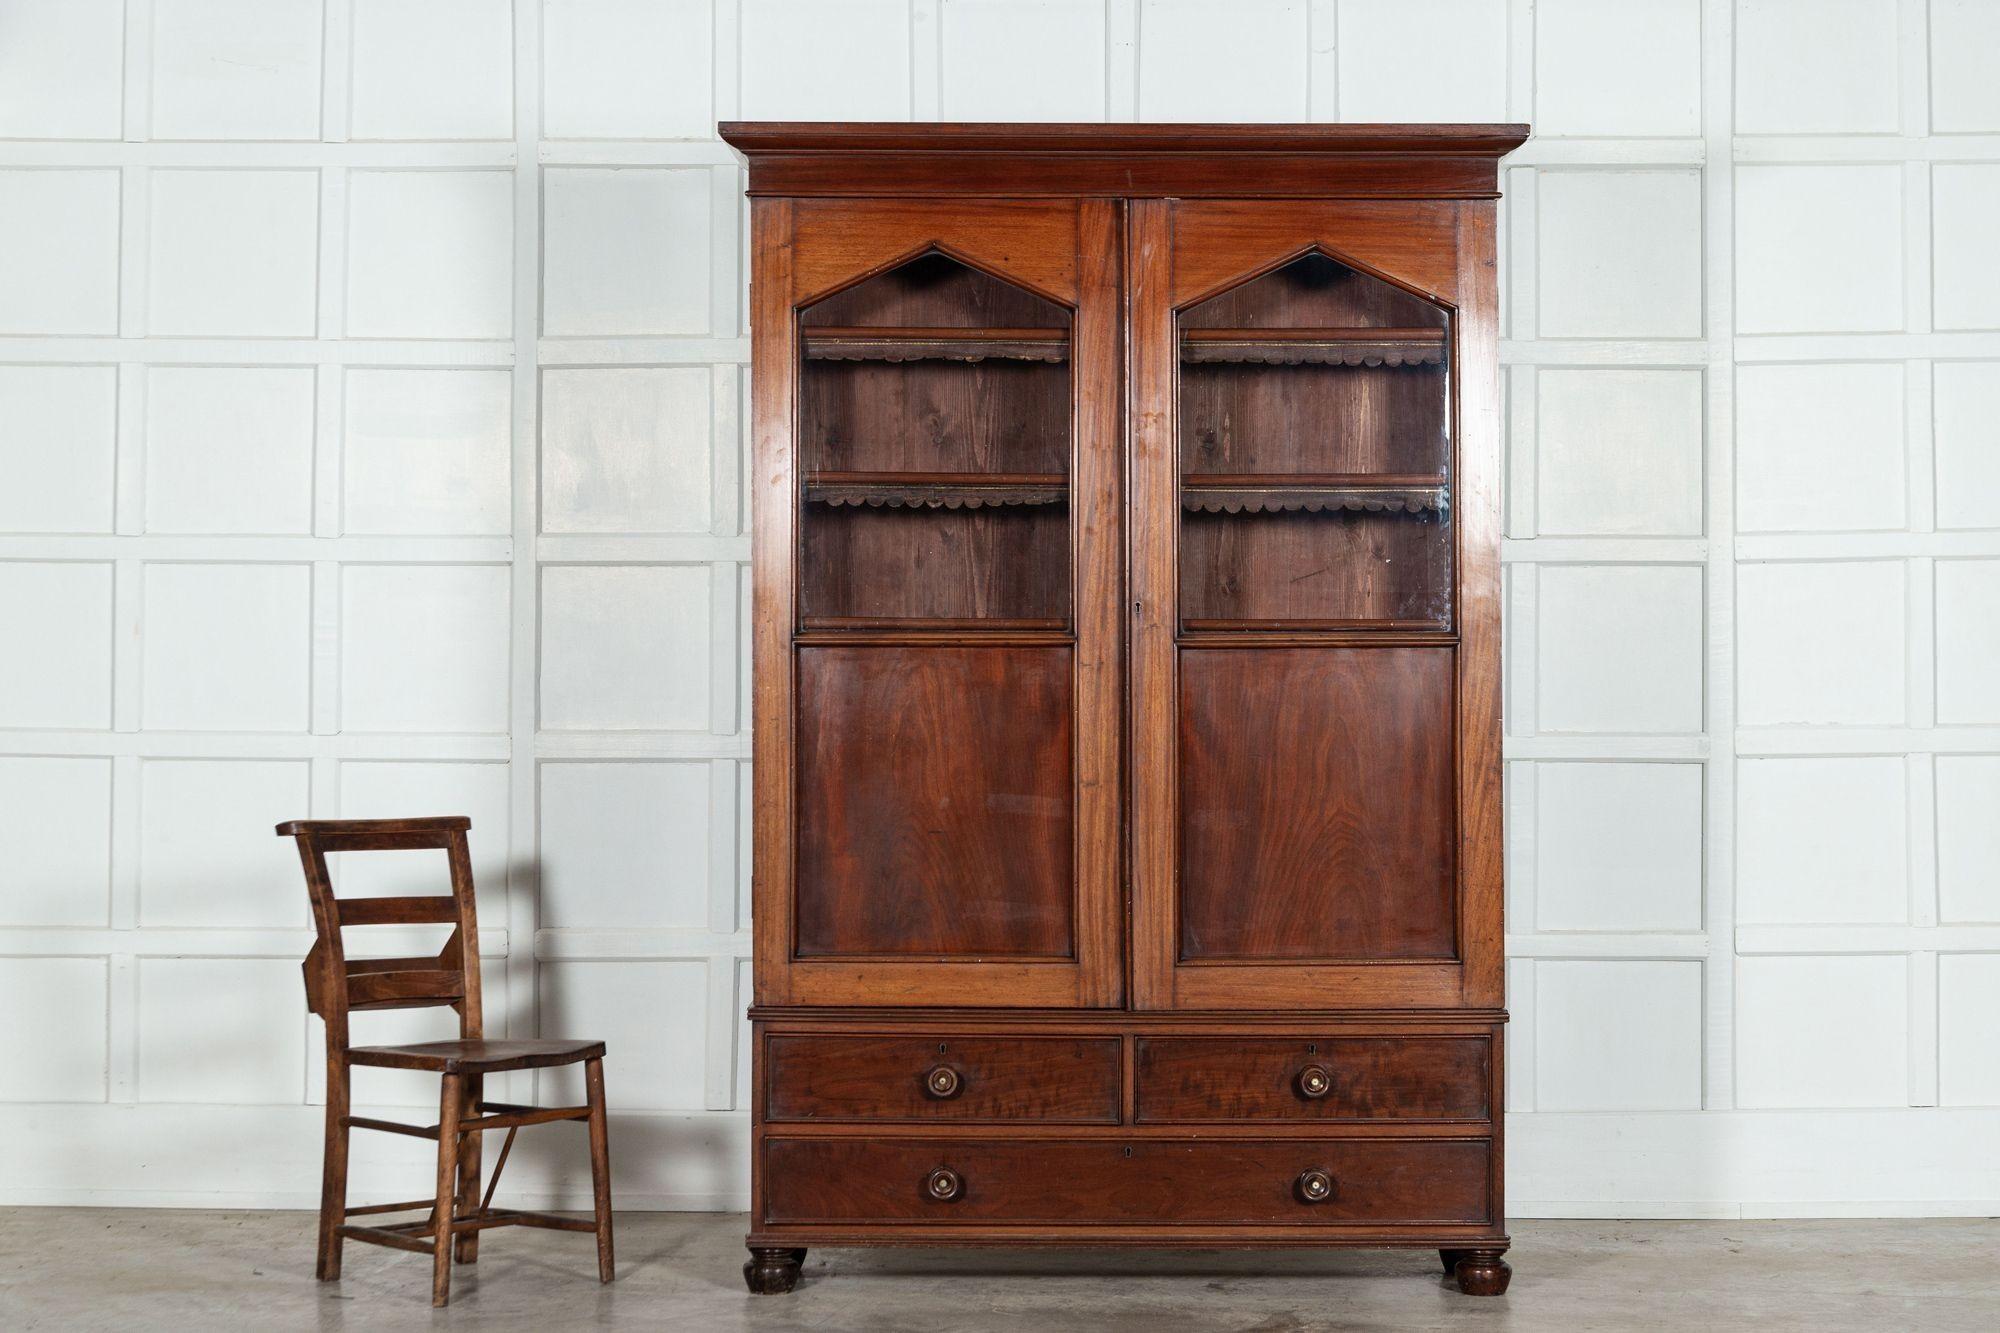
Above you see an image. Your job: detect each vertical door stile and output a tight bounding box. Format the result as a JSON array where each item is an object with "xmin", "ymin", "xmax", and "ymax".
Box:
[
  {"xmin": 1128, "ymin": 200, "xmax": 1179, "ymax": 1011},
  {"xmin": 1075, "ymin": 198, "xmax": 1126, "ymax": 1008},
  {"xmin": 1454, "ymin": 201, "xmax": 1507, "ymax": 1008},
  {"xmin": 749, "ymin": 197, "xmax": 799, "ymax": 1007}
]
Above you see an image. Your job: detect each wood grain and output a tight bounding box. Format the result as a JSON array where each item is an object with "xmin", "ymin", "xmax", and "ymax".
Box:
[
  {"xmin": 762, "ymin": 1137, "xmax": 1491, "ymax": 1227},
  {"xmin": 750, "ymin": 196, "xmax": 801, "ymax": 1006},
  {"xmin": 1126, "ymin": 197, "xmax": 1179, "ymax": 1011},
  {"xmin": 795, "ymin": 646, "xmax": 1074, "ymax": 958},
  {"xmin": 1453, "ymin": 201, "xmax": 1508, "ymax": 1012},
  {"xmin": 789, "ymin": 199, "xmax": 1080, "ymax": 310},
  {"xmin": 1134, "ymin": 1037, "xmax": 1489, "ymax": 1123},
  {"xmin": 765, "ymin": 1035, "xmax": 1120, "ymax": 1123},
  {"xmin": 1179, "ymin": 362, "xmax": 1446, "ymax": 477},
  {"xmin": 802, "ymin": 252, "xmax": 1065, "ymax": 328},
  {"xmin": 1177, "ymin": 647, "xmax": 1457, "ymax": 962},
  {"xmin": 1179, "ymin": 509, "xmax": 1451, "ymax": 626},
  {"xmin": 1069, "ymin": 198, "xmax": 1125, "ymax": 1010},
  {"xmin": 801, "ymin": 503, "xmax": 1071, "ymax": 624},
  {"xmin": 1181, "ymin": 252, "xmax": 1448, "ymax": 330},
  {"xmin": 803, "ymin": 359, "xmax": 1070, "ymax": 475}
]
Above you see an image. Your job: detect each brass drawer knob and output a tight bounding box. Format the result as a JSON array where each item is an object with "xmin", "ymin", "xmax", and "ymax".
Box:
[
  {"xmin": 1297, "ymin": 1064, "xmax": 1333, "ymax": 1099},
  {"xmin": 1296, "ymin": 1168, "xmax": 1335, "ymax": 1204},
  {"xmin": 924, "ymin": 1065, "xmax": 962, "ymax": 1099},
  {"xmin": 925, "ymin": 1167, "xmax": 963, "ymax": 1202}
]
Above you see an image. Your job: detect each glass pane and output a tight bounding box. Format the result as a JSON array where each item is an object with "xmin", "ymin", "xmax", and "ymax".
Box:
[
  {"xmin": 797, "ymin": 253, "xmax": 1073, "ymax": 628},
  {"xmin": 1177, "ymin": 252, "xmax": 1452, "ymax": 629}
]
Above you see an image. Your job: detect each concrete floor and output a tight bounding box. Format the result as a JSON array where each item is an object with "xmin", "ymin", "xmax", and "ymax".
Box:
[{"xmin": 2, "ymin": 1210, "xmax": 1995, "ymax": 1331}]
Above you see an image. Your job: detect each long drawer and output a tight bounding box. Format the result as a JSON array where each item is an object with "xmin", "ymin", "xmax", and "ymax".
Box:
[
  {"xmin": 1135, "ymin": 1035, "xmax": 1490, "ymax": 1123},
  {"xmin": 765, "ymin": 1034, "xmax": 1121, "ymax": 1123},
  {"xmin": 762, "ymin": 1136, "xmax": 1491, "ymax": 1227}
]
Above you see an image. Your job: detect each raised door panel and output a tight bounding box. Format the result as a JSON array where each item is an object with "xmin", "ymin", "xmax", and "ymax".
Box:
[
  {"xmin": 1129, "ymin": 198, "xmax": 1504, "ymax": 1010},
  {"xmin": 795, "ymin": 645, "xmax": 1073, "ymax": 958},
  {"xmin": 752, "ymin": 198, "xmax": 1122, "ymax": 1008},
  {"xmin": 1178, "ymin": 647, "xmax": 1456, "ymax": 962}
]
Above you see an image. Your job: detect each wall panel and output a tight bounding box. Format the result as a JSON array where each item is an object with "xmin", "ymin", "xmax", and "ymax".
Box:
[{"xmin": 0, "ymin": 0, "xmax": 1995, "ymax": 1217}]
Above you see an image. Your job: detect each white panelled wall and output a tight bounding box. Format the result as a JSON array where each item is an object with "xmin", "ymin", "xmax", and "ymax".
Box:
[{"xmin": 0, "ymin": 0, "xmax": 1995, "ymax": 1218}]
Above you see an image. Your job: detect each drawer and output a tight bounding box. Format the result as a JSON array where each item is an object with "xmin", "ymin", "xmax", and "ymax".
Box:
[
  {"xmin": 1135, "ymin": 1036, "xmax": 1489, "ymax": 1123},
  {"xmin": 764, "ymin": 1034, "xmax": 1121, "ymax": 1123},
  {"xmin": 762, "ymin": 1136, "xmax": 1491, "ymax": 1227}
]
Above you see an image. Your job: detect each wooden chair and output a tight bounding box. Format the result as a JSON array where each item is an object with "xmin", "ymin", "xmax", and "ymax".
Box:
[{"xmin": 278, "ymin": 816, "xmax": 613, "ymax": 1307}]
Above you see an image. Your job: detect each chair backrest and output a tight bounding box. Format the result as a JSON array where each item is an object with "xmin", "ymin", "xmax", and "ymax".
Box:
[{"xmin": 276, "ymin": 816, "xmax": 483, "ymax": 1054}]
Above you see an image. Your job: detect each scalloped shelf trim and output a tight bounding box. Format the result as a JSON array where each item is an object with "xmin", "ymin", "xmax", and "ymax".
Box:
[
  {"xmin": 1181, "ymin": 486, "xmax": 1446, "ymax": 515},
  {"xmin": 808, "ymin": 484, "xmax": 1067, "ymax": 510},
  {"xmin": 1180, "ymin": 326, "xmax": 1447, "ymax": 368}
]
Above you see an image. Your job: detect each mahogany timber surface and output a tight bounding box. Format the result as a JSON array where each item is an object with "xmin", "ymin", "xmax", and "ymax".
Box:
[
  {"xmin": 1179, "ymin": 362, "xmax": 1447, "ymax": 477},
  {"xmin": 765, "ymin": 1035, "xmax": 1120, "ymax": 1123},
  {"xmin": 803, "ymin": 359, "xmax": 1071, "ymax": 475},
  {"xmin": 761, "ymin": 1137, "xmax": 1492, "ymax": 1227},
  {"xmin": 1133, "ymin": 1037, "xmax": 1489, "ymax": 1123},
  {"xmin": 720, "ymin": 123, "xmax": 1530, "ymax": 200},
  {"xmin": 735, "ymin": 124, "xmax": 1523, "ymax": 1288},
  {"xmin": 1178, "ymin": 252, "xmax": 1449, "ymax": 478},
  {"xmin": 794, "ymin": 646, "xmax": 1074, "ymax": 958},
  {"xmin": 347, "ymin": 1039, "xmax": 606, "ymax": 1075},
  {"xmin": 1179, "ymin": 508, "xmax": 1451, "ymax": 626},
  {"xmin": 801, "ymin": 251, "xmax": 1066, "ymax": 328},
  {"xmin": 1181, "ymin": 252, "xmax": 1449, "ymax": 330},
  {"xmin": 1177, "ymin": 647, "xmax": 1457, "ymax": 961},
  {"xmin": 800, "ymin": 502, "xmax": 1070, "ymax": 624}
]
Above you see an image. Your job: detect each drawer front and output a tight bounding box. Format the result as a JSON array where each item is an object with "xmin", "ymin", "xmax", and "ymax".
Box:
[
  {"xmin": 765, "ymin": 1035, "xmax": 1121, "ymax": 1123},
  {"xmin": 1135, "ymin": 1036, "xmax": 1489, "ymax": 1123},
  {"xmin": 763, "ymin": 1136, "xmax": 1491, "ymax": 1226}
]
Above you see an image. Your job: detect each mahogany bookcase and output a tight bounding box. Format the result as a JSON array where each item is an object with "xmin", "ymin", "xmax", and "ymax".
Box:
[{"xmin": 720, "ymin": 122, "xmax": 1528, "ymax": 1298}]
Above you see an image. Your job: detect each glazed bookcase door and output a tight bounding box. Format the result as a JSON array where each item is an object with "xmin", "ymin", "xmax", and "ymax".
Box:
[
  {"xmin": 752, "ymin": 199, "xmax": 1123, "ymax": 1007},
  {"xmin": 1130, "ymin": 200, "xmax": 1504, "ymax": 1011}
]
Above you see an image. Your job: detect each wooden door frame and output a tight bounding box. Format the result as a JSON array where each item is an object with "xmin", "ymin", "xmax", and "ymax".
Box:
[
  {"xmin": 1128, "ymin": 198, "xmax": 1504, "ymax": 1011},
  {"xmin": 750, "ymin": 197, "xmax": 1124, "ymax": 1008}
]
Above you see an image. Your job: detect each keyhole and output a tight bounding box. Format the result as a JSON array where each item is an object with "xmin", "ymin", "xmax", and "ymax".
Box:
[
  {"xmin": 938, "ymin": 1042, "xmax": 947, "ymax": 1055},
  {"xmin": 1308, "ymin": 1043, "xmax": 1317, "ymax": 1055},
  {"xmin": 1123, "ymin": 1146, "xmax": 1133, "ymax": 1158}
]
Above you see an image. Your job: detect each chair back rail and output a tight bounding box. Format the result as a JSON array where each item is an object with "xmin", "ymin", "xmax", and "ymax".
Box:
[{"xmin": 277, "ymin": 816, "xmax": 483, "ymax": 1048}]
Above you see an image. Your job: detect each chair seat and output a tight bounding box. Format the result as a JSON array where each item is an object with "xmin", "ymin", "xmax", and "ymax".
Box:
[{"xmin": 347, "ymin": 1038, "xmax": 606, "ymax": 1074}]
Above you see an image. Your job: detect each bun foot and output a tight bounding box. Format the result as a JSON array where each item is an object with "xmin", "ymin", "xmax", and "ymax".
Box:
[
  {"xmin": 1452, "ymin": 1249, "xmax": 1511, "ymax": 1296},
  {"xmin": 743, "ymin": 1246, "xmax": 805, "ymax": 1294}
]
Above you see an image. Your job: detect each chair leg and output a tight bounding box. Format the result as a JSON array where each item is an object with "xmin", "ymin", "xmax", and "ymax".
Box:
[
  {"xmin": 454, "ymin": 1073, "xmax": 483, "ymax": 1264},
  {"xmin": 583, "ymin": 1056, "xmax": 615, "ymax": 1283},
  {"xmin": 432, "ymin": 1072, "xmax": 463, "ymax": 1308},
  {"xmin": 316, "ymin": 1061, "xmax": 350, "ymax": 1281}
]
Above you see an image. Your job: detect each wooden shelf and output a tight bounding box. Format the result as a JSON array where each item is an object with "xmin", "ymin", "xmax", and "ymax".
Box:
[
  {"xmin": 799, "ymin": 616, "xmax": 1068, "ymax": 633},
  {"xmin": 1180, "ymin": 326, "xmax": 1445, "ymax": 367},
  {"xmin": 805, "ymin": 471, "xmax": 1068, "ymax": 509},
  {"xmin": 1181, "ymin": 473, "xmax": 1447, "ymax": 515},
  {"xmin": 1182, "ymin": 617, "xmax": 1450, "ymax": 633},
  {"xmin": 803, "ymin": 326, "xmax": 1070, "ymax": 363}
]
